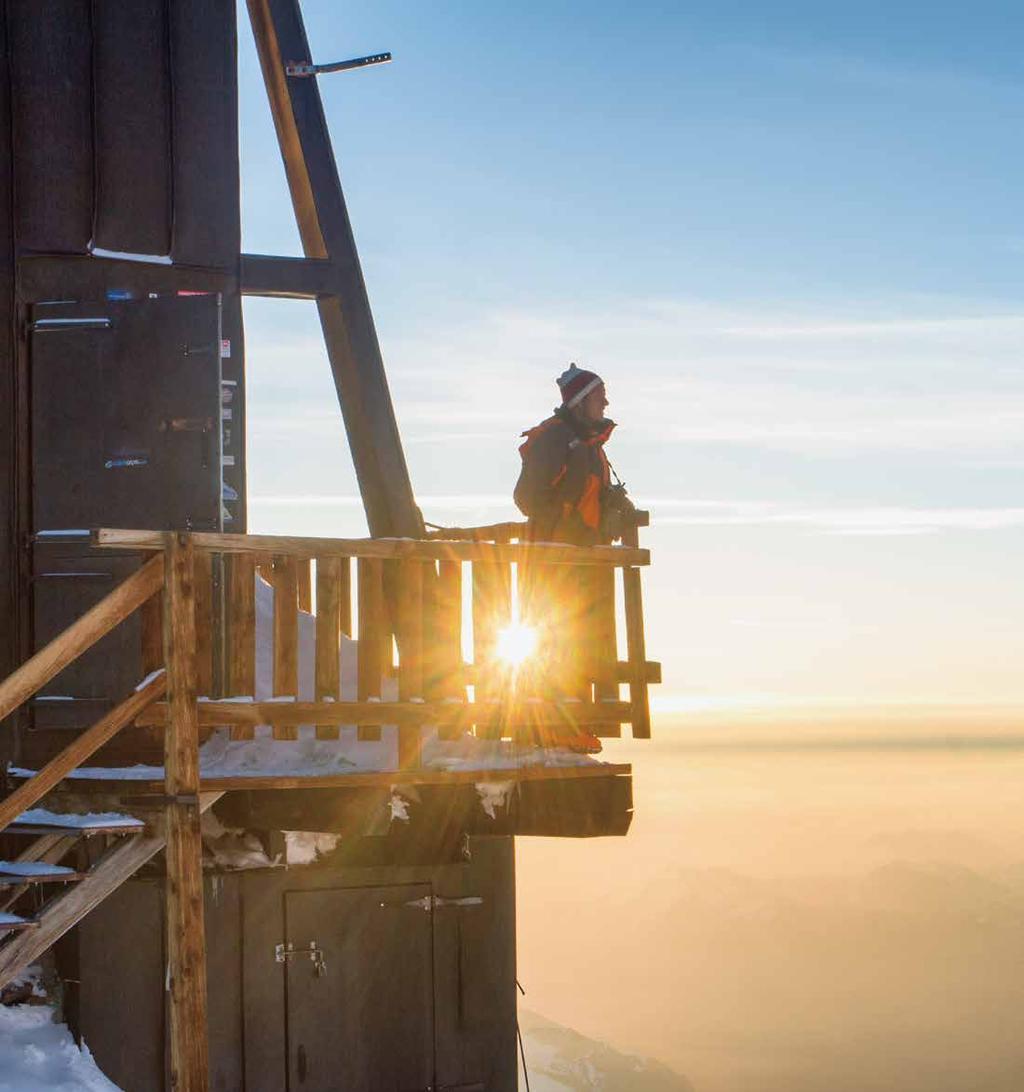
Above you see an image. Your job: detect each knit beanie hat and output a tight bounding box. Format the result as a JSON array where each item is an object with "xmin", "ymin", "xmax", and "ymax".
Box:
[{"xmin": 557, "ymin": 363, "xmax": 603, "ymax": 408}]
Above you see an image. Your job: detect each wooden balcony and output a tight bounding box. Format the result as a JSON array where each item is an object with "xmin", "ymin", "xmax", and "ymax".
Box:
[{"xmin": 2, "ymin": 526, "xmax": 655, "ymax": 839}]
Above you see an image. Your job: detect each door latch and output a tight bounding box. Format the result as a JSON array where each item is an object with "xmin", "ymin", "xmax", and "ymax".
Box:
[
  {"xmin": 275, "ymin": 941, "xmax": 327, "ymax": 976},
  {"xmin": 390, "ymin": 895, "xmax": 484, "ymax": 912}
]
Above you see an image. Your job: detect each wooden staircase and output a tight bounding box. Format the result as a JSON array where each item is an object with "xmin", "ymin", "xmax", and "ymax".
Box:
[{"xmin": 0, "ymin": 797, "xmax": 222, "ymax": 991}]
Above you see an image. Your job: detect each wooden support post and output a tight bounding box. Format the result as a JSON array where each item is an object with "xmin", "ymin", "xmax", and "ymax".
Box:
[
  {"xmin": 272, "ymin": 555, "xmax": 299, "ymax": 740},
  {"xmin": 314, "ymin": 557, "xmax": 342, "ymax": 740},
  {"xmin": 227, "ymin": 556, "xmax": 256, "ymax": 740},
  {"xmin": 396, "ymin": 559, "xmax": 424, "ymax": 768},
  {"xmin": 162, "ymin": 533, "xmax": 210, "ymax": 1092},
  {"xmin": 356, "ymin": 558, "xmax": 383, "ymax": 741}
]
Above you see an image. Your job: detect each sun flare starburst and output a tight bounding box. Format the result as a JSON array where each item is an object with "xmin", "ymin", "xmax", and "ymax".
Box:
[{"xmin": 494, "ymin": 622, "xmax": 538, "ymax": 668}]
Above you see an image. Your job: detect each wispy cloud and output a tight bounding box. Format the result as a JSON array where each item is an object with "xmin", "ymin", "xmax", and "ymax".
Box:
[{"xmin": 250, "ymin": 492, "xmax": 1024, "ymax": 537}]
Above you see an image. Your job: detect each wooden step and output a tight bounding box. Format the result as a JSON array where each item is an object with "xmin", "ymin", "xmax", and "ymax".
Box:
[
  {"xmin": 7, "ymin": 808, "xmax": 145, "ymax": 838},
  {"xmin": 0, "ymin": 862, "xmax": 84, "ymax": 887},
  {"xmin": 0, "ymin": 791, "xmax": 223, "ymax": 992},
  {"xmin": 0, "ymin": 912, "xmax": 38, "ymax": 934}
]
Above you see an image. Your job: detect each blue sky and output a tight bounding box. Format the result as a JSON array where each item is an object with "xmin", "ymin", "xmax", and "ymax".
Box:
[{"xmin": 238, "ymin": 2, "xmax": 1024, "ymax": 710}]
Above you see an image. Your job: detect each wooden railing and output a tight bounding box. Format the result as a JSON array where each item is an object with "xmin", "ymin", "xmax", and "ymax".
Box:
[{"xmin": 90, "ymin": 527, "xmax": 655, "ymax": 767}]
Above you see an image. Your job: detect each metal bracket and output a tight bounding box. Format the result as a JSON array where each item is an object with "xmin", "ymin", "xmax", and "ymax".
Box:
[
  {"xmin": 285, "ymin": 51, "xmax": 391, "ymax": 78},
  {"xmin": 275, "ymin": 941, "xmax": 327, "ymax": 976}
]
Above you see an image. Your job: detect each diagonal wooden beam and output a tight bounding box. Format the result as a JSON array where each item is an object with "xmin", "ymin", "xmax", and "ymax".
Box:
[
  {"xmin": 0, "ymin": 672, "xmax": 166, "ymax": 833},
  {"xmin": 245, "ymin": 0, "xmax": 422, "ymax": 539},
  {"xmin": 0, "ymin": 555, "xmax": 163, "ymax": 723}
]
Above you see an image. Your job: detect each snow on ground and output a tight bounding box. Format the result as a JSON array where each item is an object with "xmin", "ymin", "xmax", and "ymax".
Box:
[{"xmin": 0, "ymin": 1003, "xmax": 121, "ymax": 1092}]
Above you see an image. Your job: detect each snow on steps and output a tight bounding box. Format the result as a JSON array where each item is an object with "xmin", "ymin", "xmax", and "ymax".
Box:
[
  {"xmin": 0, "ymin": 862, "xmax": 81, "ymax": 888},
  {"xmin": 0, "ymin": 912, "xmax": 37, "ymax": 934},
  {"xmin": 7, "ymin": 810, "xmax": 144, "ymax": 838}
]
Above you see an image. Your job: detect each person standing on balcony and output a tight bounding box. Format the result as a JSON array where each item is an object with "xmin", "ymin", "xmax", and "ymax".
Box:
[{"xmin": 514, "ymin": 363, "xmax": 618, "ymax": 546}]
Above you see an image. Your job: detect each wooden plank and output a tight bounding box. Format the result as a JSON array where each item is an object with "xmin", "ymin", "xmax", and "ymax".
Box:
[
  {"xmin": 623, "ymin": 565, "xmax": 651, "ymax": 739},
  {"xmin": 162, "ymin": 533, "xmax": 211, "ymax": 1092},
  {"xmin": 227, "ymin": 555, "xmax": 256, "ymax": 740},
  {"xmin": 296, "ymin": 559, "xmax": 312, "ymax": 613},
  {"xmin": 0, "ymin": 673, "xmax": 167, "ymax": 834},
  {"xmin": 314, "ymin": 556, "xmax": 342, "ymax": 740},
  {"xmin": 456, "ymin": 659, "xmax": 659, "ymax": 685},
  {"xmin": 93, "ymin": 529, "xmax": 650, "ymax": 567},
  {"xmin": 396, "ymin": 559, "xmax": 424, "ymax": 768},
  {"xmin": 0, "ymin": 793, "xmax": 223, "ymax": 994},
  {"xmin": 194, "ymin": 550, "xmax": 214, "ymax": 698},
  {"xmin": 356, "ymin": 558, "xmax": 384, "ymax": 741},
  {"xmin": 137, "ymin": 699, "xmax": 632, "ymax": 730},
  {"xmin": 587, "ymin": 566, "xmax": 619, "ymax": 701},
  {"xmin": 240, "ymin": 253, "xmax": 336, "ymax": 299},
  {"xmin": 50, "ymin": 765, "xmax": 630, "ymax": 796},
  {"xmin": 272, "ymin": 556, "xmax": 299, "ymax": 740},
  {"xmin": 0, "ymin": 554, "xmax": 163, "ymax": 722}
]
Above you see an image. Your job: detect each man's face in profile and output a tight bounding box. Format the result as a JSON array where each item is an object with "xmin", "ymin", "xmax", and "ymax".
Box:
[{"xmin": 578, "ymin": 383, "xmax": 608, "ymax": 423}]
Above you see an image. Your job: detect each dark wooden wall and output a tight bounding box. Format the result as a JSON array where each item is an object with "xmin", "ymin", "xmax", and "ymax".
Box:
[
  {"xmin": 0, "ymin": 6, "xmax": 16, "ymax": 772},
  {"xmin": 73, "ymin": 838, "xmax": 518, "ymax": 1092},
  {"xmin": 0, "ymin": 0, "xmax": 245, "ymax": 761}
]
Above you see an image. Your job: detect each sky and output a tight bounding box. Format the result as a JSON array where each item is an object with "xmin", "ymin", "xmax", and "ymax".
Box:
[{"xmin": 237, "ymin": 1, "xmax": 1024, "ymax": 714}]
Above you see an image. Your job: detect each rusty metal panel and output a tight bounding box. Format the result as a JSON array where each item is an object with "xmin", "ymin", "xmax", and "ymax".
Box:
[
  {"xmin": 8, "ymin": 0, "xmax": 94, "ymax": 253},
  {"xmin": 92, "ymin": 0, "xmax": 173, "ymax": 256},
  {"xmin": 170, "ymin": 0, "xmax": 240, "ymax": 268}
]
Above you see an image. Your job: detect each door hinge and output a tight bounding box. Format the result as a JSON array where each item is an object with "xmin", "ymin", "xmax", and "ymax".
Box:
[{"xmin": 275, "ymin": 941, "xmax": 327, "ymax": 976}]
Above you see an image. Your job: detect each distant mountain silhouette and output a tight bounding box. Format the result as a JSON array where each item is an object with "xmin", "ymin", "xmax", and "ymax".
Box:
[{"xmin": 518, "ymin": 1008, "xmax": 695, "ymax": 1091}]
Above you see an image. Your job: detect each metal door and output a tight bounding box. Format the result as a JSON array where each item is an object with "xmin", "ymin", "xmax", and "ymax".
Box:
[
  {"xmin": 284, "ymin": 884, "xmax": 435, "ymax": 1091},
  {"xmin": 27, "ymin": 294, "xmax": 222, "ymax": 733},
  {"xmin": 30, "ymin": 295, "xmax": 222, "ymax": 532}
]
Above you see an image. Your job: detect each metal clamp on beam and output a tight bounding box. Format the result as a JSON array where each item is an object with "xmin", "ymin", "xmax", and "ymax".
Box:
[{"xmin": 285, "ymin": 52, "xmax": 391, "ymax": 78}]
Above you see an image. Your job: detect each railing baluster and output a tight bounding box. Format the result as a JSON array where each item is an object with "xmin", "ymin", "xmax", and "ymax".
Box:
[
  {"xmin": 472, "ymin": 551, "xmax": 510, "ymax": 740},
  {"xmin": 357, "ymin": 558, "xmax": 384, "ymax": 741},
  {"xmin": 314, "ymin": 556, "xmax": 343, "ymax": 740},
  {"xmin": 396, "ymin": 558, "xmax": 424, "ymax": 768},
  {"xmin": 622, "ymin": 564, "xmax": 651, "ymax": 739},
  {"xmin": 589, "ymin": 566, "xmax": 619, "ymax": 704},
  {"xmin": 435, "ymin": 560, "xmax": 464, "ymax": 739},
  {"xmin": 194, "ymin": 550, "xmax": 214, "ymax": 698},
  {"xmin": 227, "ymin": 555, "xmax": 256, "ymax": 741},
  {"xmin": 272, "ymin": 555, "xmax": 299, "ymax": 740},
  {"xmin": 297, "ymin": 559, "xmax": 313, "ymax": 613}
]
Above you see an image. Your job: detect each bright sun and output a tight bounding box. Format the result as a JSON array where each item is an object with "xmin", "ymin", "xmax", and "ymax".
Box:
[{"xmin": 494, "ymin": 622, "xmax": 538, "ymax": 667}]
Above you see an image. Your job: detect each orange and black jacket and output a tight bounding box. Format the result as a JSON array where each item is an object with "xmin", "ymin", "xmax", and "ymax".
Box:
[{"xmin": 514, "ymin": 408, "xmax": 616, "ymax": 546}]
